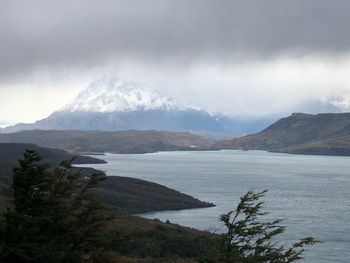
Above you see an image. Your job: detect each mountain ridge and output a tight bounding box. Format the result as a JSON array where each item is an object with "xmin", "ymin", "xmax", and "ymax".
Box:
[{"xmin": 216, "ymin": 112, "xmax": 350, "ymax": 156}]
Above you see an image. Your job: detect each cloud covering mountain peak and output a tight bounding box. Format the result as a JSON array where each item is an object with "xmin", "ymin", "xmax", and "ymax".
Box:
[{"xmin": 62, "ymin": 76, "xmax": 194, "ymax": 113}]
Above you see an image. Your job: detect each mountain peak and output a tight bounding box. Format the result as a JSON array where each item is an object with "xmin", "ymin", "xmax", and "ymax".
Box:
[
  {"xmin": 62, "ymin": 76, "xmax": 192, "ymax": 113},
  {"xmin": 1, "ymin": 76, "xmax": 272, "ymax": 135}
]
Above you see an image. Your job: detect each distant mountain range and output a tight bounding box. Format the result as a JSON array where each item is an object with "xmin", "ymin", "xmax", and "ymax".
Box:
[
  {"xmin": 4, "ymin": 112, "xmax": 350, "ymax": 156},
  {"xmin": 0, "ymin": 77, "xmax": 273, "ymax": 136},
  {"xmin": 216, "ymin": 112, "xmax": 350, "ymax": 156},
  {"xmin": 2, "ymin": 76, "xmax": 348, "ymax": 138}
]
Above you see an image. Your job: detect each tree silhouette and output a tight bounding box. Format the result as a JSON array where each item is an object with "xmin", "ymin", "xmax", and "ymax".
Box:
[
  {"xmin": 0, "ymin": 150, "xmax": 112, "ymax": 262},
  {"xmin": 220, "ymin": 190, "xmax": 319, "ymax": 263}
]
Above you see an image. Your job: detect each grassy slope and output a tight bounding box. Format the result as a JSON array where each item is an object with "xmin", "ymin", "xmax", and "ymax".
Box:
[{"xmin": 217, "ymin": 113, "xmax": 350, "ymax": 156}]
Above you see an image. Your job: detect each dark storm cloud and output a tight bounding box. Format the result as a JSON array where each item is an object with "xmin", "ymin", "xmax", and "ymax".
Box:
[{"xmin": 1, "ymin": 0, "xmax": 350, "ymax": 80}]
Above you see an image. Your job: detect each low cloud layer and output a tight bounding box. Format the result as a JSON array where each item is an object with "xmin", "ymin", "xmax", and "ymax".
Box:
[{"xmin": 1, "ymin": 0, "xmax": 350, "ymax": 123}]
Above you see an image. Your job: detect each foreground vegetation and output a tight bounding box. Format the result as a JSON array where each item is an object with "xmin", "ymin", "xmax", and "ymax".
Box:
[{"xmin": 0, "ymin": 151, "xmax": 318, "ymax": 262}]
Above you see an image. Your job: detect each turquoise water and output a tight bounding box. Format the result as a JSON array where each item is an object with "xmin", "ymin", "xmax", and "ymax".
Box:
[{"xmin": 84, "ymin": 150, "xmax": 350, "ymax": 262}]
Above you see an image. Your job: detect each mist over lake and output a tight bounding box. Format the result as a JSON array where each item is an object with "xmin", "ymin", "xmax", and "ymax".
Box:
[{"xmin": 85, "ymin": 150, "xmax": 350, "ymax": 263}]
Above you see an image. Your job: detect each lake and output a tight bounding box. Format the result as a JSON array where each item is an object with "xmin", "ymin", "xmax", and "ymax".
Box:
[{"xmin": 84, "ymin": 150, "xmax": 350, "ymax": 262}]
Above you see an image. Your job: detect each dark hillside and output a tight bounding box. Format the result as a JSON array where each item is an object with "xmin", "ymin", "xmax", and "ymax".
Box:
[
  {"xmin": 0, "ymin": 130, "xmax": 213, "ymax": 154},
  {"xmin": 0, "ymin": 143, "xmax": 214, "ymax": 213},
  {"xmin": 216, "ymin": 112, "xmax": 350, "ymax": 156},
  {"xmin": 0, "ymin": 143, "xmax": 105, "ymax": 181},
  {"xmin": 96, "ymin": 176, "xmax": 214, "ymax": 214}
]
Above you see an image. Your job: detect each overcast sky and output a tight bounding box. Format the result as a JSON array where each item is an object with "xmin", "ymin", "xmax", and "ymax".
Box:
[{"xmin": 1, "ymin": 0, "xmax": 350, "ymax": 124}]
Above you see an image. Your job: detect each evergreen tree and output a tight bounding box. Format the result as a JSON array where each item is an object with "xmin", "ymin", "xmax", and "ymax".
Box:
[
  {"xmin": 0, "ymin": 150, "xmax": 113, "ymax": 263},
  {"xmin": 220, "ymin": 190, "xmax": 319, "ymax": 263}
]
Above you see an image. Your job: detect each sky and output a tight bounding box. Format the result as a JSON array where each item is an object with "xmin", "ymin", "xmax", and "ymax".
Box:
[{"xmin": 1, "ymin": 0, "xmax": 350, "ymax": 124}]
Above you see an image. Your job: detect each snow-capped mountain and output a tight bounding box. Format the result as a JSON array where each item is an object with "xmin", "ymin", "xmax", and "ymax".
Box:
[
  {"xmin": 62, "ymin": 77, "xmax": 192, "ymax": 113},
  {"xmin": 1, "ymin": 76, "xmax": 273, "ymax": 136}
]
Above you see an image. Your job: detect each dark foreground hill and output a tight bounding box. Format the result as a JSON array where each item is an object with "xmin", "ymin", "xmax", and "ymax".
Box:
[
  {"xmin": 0, "ymin": 130, "xmax": 213, "ymax": 154},
  {"xmin": 96, "ymin": 176, "xmax": 214, "ymax": 214},
  {"xmin": 216, "ymin": 112, "xmax": 350, "ymax": 156},
  {"xmin": 0, "ymin": 144, "xmax": 221, "ymax": 262},
  {"xmin": 0, "ymin": 143, "xmax": 213, "ymax": 213}
]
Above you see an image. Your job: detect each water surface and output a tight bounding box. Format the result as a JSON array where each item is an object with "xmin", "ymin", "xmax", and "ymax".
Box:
[{"xmin": 84, "ymin": 150, "xmax": 350, "ymax": 262}]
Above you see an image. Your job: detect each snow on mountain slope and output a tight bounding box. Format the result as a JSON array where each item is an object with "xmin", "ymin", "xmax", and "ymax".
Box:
[{"xmin": 62, "ymin": 76, "xmax": 193, "ymax": 113}]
